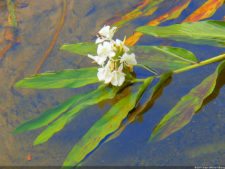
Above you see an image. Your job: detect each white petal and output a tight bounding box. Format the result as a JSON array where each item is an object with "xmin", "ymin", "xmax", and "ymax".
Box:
[
  {"xmin": 96, "ymin": 38, "xmax": 104, "ymax": 44},
  {"xmin": 97, "ymin": 68, "xmax": 105, "ymax": 81},
  {"xmin": 99, "ymin": 25, "xmax": 110, "ymax": 37},
  {"xmin": 103, "ymin": 41, "xmax": 112, "ymax": 48},
  {"xmin": 110, "ymin": 27, "xmax": 117, "ymax": 37},
  {"xmin": 97, "ymin": 43, "xmax": 103, "ymax": 55},
  {"xmin": 117, "ymin": 73, "xmax": 125, "ymax": 86},
  {"xmin": 115, "ymin": 39, "xmax": 122, "ymax": 45},
  {"xmin": 98, "ymin": 25, "xmax": 117, "ymax": 40},
  {"xmin": 97, "ymin": 41, "xmax": 115, "ymax": 58},
  {"xmin": 121, "ymin": 53, "xmax": 137, "ymax": 65},
  {"xmin": 104, "ymin": 71, "xmax": 113, "ymax": 83},
  {"xmin": 97, "ymin": 67, "xmax": 113, "ymax": 83},
  {"xmin": 95, "ymin": 56, "xmax": 107, "ymax": 65},
  {"xmin": 108, "ymin": 51, "xmax": 116, "ymax": 58},
  {"xmin": 88, "ymin": 54, "xmax": 106, "ymax": 65},
  {"xmin": 111, "ymin": 70, "xmax": 125, "ymax": 86},
  {"xmin": 87, "ymin": 54, "xmax": 96, "ymax": 60}
]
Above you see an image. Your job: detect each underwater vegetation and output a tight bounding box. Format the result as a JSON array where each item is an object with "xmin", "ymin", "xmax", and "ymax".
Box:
[{"xmin": 0, "ymin": 0, "xmax": 223, "ymax": 168}]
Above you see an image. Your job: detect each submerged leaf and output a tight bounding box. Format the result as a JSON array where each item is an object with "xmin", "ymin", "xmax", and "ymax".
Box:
[
  {"xmin": 15, "ymin": 67, "xmax": 98, "ymax": 89},
  {"xmin": 63, "ymin": 77, "xmax": 153, "ymax": 167},
  {"xmin": 14, "ymin": 94, "xmax": 86, "ymax": 134},
  {"xmin": 133, "ymin": 46, "xmax": 198, "ymax": 73},
  {"xmin": 33, "ymin": 85, "xmax": 120, "ymax": 145},
  {"xmin": 125, "ymin": 0, "xmax": 191, "ymax": 46},
  {"xmin": 150, "ymin": 60, "xmax": 225, "ymax": 141},
  {"xmin": 136, "ymin": 21, "xmax": 225, "ymax": 47},
  {"xmin": 106, "ymin": 0, "xmax": 163, "ymax": 27},
  {"xmin": 60, "ymin": 42, "xmax": 97, "ymax": 56},
  {"xmin": 183, "ymin": 0, "xmax": 224, "ymax": 22}
]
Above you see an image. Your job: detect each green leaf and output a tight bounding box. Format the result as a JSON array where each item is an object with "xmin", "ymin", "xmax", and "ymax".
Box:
[
  {"xmin": 14, "ymin": 93, "xmax": 91, "ymax": 134},
  {"xmin": 15, "ymin": 67, "xmax": 98, "ymax": 89},
  {"xmin": 33, "ymin": 85, "xmax": 120, "ymax": 145},
  {"xmin": 60, "ymin": 42, "xmax": 97, "ymax": 56},
  {"xmin": 136, "ymin": 21, "xmax": 225, "ymax": 47},
  {"xmin": 105, "ymin": 72, "xmax": 172, "ymax": 143},
  {"xmin": 132, "ymin": 46, "xmax": 198, "ymax": 73},
  {"xmin": 150, "ymin": 60, "xmax": 225, "ymax": 141},
  {"xmin": 63, "ymin": 77, "xmax": 153, "ymax": 167}
]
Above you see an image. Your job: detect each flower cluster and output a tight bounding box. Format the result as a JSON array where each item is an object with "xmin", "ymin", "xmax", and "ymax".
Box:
[{"xmin": 88, "ymin": 25, "xmax": 137, "ymax": 86}]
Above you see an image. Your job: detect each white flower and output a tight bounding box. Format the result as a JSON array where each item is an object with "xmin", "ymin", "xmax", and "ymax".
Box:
[
  {"xmin": 110, "ymin": 65, "xmax": 125, "ymax": 86},
  {"xmin": 87, "ymin": 54, "xmax": 107, "ymax": 65},
  {"xmin": 88, "ymin": 26, "xmax": 137, "ymax": 87},
  {"xmin": 120, "ymin": 53, "xmax": 137, "ymax": 66},
  {"xmin": 96, "ymin": 25, "xmax": 117, "ymax": 43},
  {"xmin": 97, "ymin": 41, "xmax": 115, "ymax": 58},
  {"xmin": 114, "ymin": 39, "xmax": 129, "ymax": 52},
  {"xmin": 97, "ymin": 66, "xmax": 112, "ymax": 84}
]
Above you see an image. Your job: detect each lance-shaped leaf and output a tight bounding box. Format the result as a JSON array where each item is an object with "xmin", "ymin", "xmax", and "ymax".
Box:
[
  {"xmin": 125, "ymin": 0, "xmax": 191, "ymax": 46},
  {"xmin": 183, "ymin": 0, "xmax": 224, "ymax": 22},
  {"xmin": 106, "ymin": 72, "xmax": 172, "ymax": 142},
  {"xmin": 15, "ymin": 67, "xmax": 98, "ymax": 89},
  {"xmin": 60, "ymin": 42, "xmax": 97, "ymax": 56},
  {"xmin": 105, "ymin": 0, "xmax": 164, "ymax": 27},
  {"xmin": 150, "ymin": 60, "xmax": 225, "ymax": 141},
  {"xmin": 14, "ymin": 89, "xmax": 99, "ymax": 134},
  {"xmin": 133, "ymin": 46, "xmax": 198, "ymax": 73},
  {"xmin": 33, "ymin": 85, "xmax": 120, "ymax": 145},
  {"xmin": 63, "ymin": 77, "xmax": 153, "ymax": 167},
  {"xmin": 136, "ymin": 21, "xmax": 225, "ymax": 48}
]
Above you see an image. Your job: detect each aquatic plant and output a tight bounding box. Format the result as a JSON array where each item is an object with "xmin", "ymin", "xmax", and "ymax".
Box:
[{"xmin": 13, "ymin": 0, "xmax": 225, "ymax": 168}]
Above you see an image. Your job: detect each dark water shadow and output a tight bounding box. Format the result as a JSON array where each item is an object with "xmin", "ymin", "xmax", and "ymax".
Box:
[
  {"xmin": 131, "ymin": 75, "xmax": 172, "ymax": 122},
  {"xmin": 104, "ymin": 75, "xmax": 173, "ymax": 142},
  {"xmin": 199, "ymin": 68, "xmax": 225, "ymax": 112}
]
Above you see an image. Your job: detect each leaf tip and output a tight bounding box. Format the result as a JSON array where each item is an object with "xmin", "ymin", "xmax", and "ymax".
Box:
[
  {"xmin": 13, "ymin": 124, "xmax": 27, "ymax": 135},
  {"xmin": 12, "ymin": 128, "xmax": 20, "ymax": 135},
  {"xmin": 60, "ymin": 44, "xmax": 66, "ymax": 51},
  {"xmin": 14, "ymin": 80, "xmax": 23, "ymax": 88},
  {"xmin": 33, "ymin": 135, "xmax": 44, "ymax": 146}
]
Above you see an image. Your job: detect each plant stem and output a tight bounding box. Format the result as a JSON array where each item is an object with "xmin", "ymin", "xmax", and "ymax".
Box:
[
  {"xmin": 173, "ymin": 53, "xmax": 225, "ymax": 74},
  {"xmin": 131, "ymin": 78, "xmax": 146, "ymax": 83},
  {"xmin": 135, "ymin": 53, "xmax": 225, "ymax": 80}
]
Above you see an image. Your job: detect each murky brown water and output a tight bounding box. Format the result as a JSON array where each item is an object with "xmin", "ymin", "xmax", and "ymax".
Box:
[{"xmin": 0, "ymin": 0, "xmax": 225, "ymax": 167}]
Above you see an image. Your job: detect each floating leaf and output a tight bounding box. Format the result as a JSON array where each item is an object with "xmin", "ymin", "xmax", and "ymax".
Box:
[
  {"xmin": 150, "ymin": 60, "xmax": 225, "ymax": 141},
  {"xmin": 183, "ymin": 0, "xmax": 224, "ymax": 22},
  {"xmin": 14, "ymin": 91, "xmax": 96, "ymax": 134},
  {"xmin": 63, "ymin": 77, "xmax": 153, "ymax": 167},
  {"xmin": 136, "ymin": 21, "xmax": 225, "ymax": 47},
  {"xmin": 125, "ymin": 0, "xmax": 191, "ymax": 46},
  {"xmin": 106, "ymin": 0, "xmax": 163, "ymax": 27},
  {"xmin": 60, "ymin": 42, "xmax": 97, "ymax": 56},
  {"xmin": 15, "ymin": 67, "xmax": 98, "ymax": 89},
  {"xmin": 133, "ymin": 46, "xmax": 198, "ymax": 73},
  {"xmin": 34, "ymin": 85, "xmax": 120, "ymax": 145},
  {"xmin": 60, "ymin": 44, "xmax": 199, "ymax": 74}
]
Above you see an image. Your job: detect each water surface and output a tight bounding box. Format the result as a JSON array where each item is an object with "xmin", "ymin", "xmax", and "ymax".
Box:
[{"xmin": 0, "ymin": 0, "xmax": 225, "ymax": 166}]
